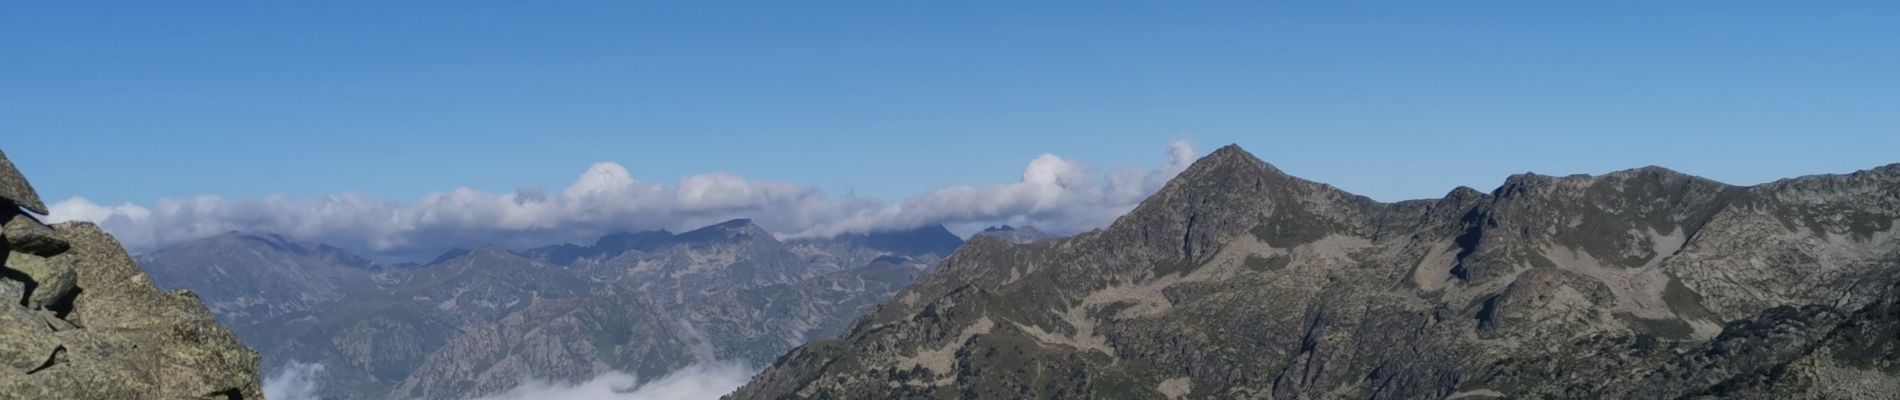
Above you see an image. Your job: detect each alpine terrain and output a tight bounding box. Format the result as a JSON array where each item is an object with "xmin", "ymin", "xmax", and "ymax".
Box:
[
  {"xmin": 729, "ymin": 145, "xmax": 1900, "ymax": 399},
  {"xmin": 141, "ymin": 217, "xmax": 966, "ymax": 399}
]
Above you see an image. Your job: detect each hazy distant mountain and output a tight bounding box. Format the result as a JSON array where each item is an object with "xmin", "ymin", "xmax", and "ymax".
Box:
[
  {"xmin": 139, "ymin": 219, "xmax": 963, "ymax": 400},
  {"xmin": 972, "ymin": 224, "xmax": 1057, "ymax": 244},
  {"xmin": 729, "ymin": 145, "xmax": 1900, "ymax": 399},
  {"xmin": 139, "ymin": 232, "xmax": 394, "ymax": 328},
  {"xmin": 514, "ymin": 229, "xmax": 672, "ymax": 265}
]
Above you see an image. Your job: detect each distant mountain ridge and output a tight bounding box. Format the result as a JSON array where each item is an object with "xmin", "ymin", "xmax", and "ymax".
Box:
[
  {"xmin": 137, "ymin": 231, "xmax": 397, "ymax": 325},
  {"xmin": 141, "ymin": 219, "xmax": 970, "ymax": 400},
  {"xmin": 728, "ymin": 145, "xmax": 1900, "ymax": 399},
  {"xmin": 974, "ymin": 224, "xmax": 1057, "ymax": 244}
]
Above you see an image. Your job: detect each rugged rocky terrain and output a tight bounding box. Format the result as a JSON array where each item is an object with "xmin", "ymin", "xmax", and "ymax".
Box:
[
  {"xmin": 0, "ymin": 150, "xmax": 263, "ymax": 399},
  {"xmin": 144, "ymin": 217, "xmax": 963, "ymax": 399},
  {"xmin": 728, "ymin": 145, "xmax": 1900, "ymax": 399}
]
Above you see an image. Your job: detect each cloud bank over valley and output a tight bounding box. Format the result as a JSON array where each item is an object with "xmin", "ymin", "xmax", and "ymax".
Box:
[
  {"xmin": 261, "ymin": 362, "xmax": 753, "ymax": 400},
  {"xmin": 46, "ymin": 140, "xmax": 1197, "ymax": 259}
]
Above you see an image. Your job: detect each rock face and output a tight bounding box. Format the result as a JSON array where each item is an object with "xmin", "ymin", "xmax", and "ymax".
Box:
[
  {"xmin": 0, "ymin": 150, "xmax": 262, "ymax": 398},
  {"xmin": 727, "ymin": 145, "xmax": 1900, "ymax": 399},
  {"xmin": 144, "ymin": 218, "xmax": 963, "ymax": 399}
]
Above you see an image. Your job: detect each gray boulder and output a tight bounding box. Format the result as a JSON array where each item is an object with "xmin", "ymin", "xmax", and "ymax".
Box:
[
  {"xmin": 4, "ymin": 252, "xmax": 77, "ymax": 311},
  {"xmin": 3, "ymin": 214, "xmax": 69, "ymax": 257},
  {"xmin": 0, "ymin": 150, "xmax": 46, "ymax": 215}
]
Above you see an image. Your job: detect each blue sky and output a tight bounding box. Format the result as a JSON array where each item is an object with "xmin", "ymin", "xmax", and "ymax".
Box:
[{"xmin": 6, "ymin": 1, "xmax": 1899, "ymax": 208}]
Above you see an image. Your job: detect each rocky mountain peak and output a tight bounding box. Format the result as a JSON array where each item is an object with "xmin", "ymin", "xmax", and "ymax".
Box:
[
  {"xmin": 729, "ymin": 147, "xmax": 1900, "ymax": 399},
  {"xmin": 1103, "ymin": 144, "xmax": 1363, "ymax": 265},
  {"xmin": 1188, "ymin": 143, "xmax": 1285, "ymax": 179}
]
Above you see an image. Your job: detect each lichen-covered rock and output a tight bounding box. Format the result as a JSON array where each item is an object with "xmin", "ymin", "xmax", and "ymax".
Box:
[
  {"xmin": 4, "ymin": 252, "xmax": 76, "ymax": 311},
  {"xmin": 0, "ymin": 151, "xmax": 262, "ymax": 399},
  {"xmin": 3, "ymin": 214, "xmax": 68, "ymax": 256},
  {"xmin": 0, "ymin": 279, "xmax": 21, "ymax": 306},
  {"xmin": 0, "ymin": 303, "xmax": 60, "ymax": 372},
  {"xmin": 0, "ymin": 150, "xmax": 46, "ymax": 216}
]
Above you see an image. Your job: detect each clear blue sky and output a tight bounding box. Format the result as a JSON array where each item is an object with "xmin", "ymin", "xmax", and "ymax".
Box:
[{"xmin": 6, "ymin": 1, "xmax": 1898, "ymax": 205}]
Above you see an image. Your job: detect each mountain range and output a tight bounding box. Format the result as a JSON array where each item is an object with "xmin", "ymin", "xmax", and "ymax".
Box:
[
  {"xmin": 115, "ymin": 144, "xmax": 1900, "ymax": 399},
  {"xmin": 728, "ymin": 145, "xmax": 1900, "ymax": 399},
  {"xmin": 139, "ymin": 219, "xmax": 967, "ymax": 400}
]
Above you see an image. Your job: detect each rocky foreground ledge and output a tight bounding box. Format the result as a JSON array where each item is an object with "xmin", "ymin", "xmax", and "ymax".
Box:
[{"xmin": 0, "ymin": 150, "xmax": 262, "ymax": 399}]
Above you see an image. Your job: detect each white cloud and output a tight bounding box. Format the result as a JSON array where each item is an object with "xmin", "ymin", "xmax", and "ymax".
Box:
[
  {"xmin": 472, "ymin": 362, "xmax": 754, "ymax": 400},
  {"xmin": 260, "ymin": 360, "xmax": 751, "ymax": 400},
  {"xmin": 262, "ymin": 362, "xmax": 324, "ymax": 400},
  {"xmin": 46, "ymin": 139, "xmax": 1199, "ymax": 259}
]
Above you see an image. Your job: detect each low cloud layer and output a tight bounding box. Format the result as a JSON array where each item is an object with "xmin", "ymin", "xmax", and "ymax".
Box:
[
  {"xmin": 262, "ymin": 362, "xmax": 324, "ymax": 400},
  {"xmin": 472, "ymin": 362, "xmax": 754, "ymax": 400},
  {"xmin": 259, "ymin": 361, "xmax": 750, "ymax": 400},
  {"xmin": 46, "ymin": 140, "xmax": 1198, "ymax": 259}
]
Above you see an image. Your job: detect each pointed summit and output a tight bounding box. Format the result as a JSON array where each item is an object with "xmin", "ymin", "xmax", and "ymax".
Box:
[
  {"xmin": 1207, "ymin": 143, "xmax": 1249, "ymax": 158},
  {"xmin": 1191, "ymin": 144, "xmax": 1283, "ymax": 176},
  {"xmin": 1152, "ymin": 144, "xmax": 1297, "ymax": 201},
  {"xmin": 1212, "ymin": 144, "xmax": 1281, "ymax": 170},
  {"xmin": 1104, "ymin": 143, "xmax": 1356, "ymax": 263},
  {"xmin": 1138, "ymin": 143, "xmax": 1320, "ymax": 209}
]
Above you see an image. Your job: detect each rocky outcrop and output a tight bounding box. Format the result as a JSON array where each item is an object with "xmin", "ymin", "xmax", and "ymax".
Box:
[
  {"xmin": 0, "ymin": 149, "xmax": 262, "ymax": 399},
  {"xmin": 727, "ymin": 145, "xmax": 1900, "ymax": 399}
]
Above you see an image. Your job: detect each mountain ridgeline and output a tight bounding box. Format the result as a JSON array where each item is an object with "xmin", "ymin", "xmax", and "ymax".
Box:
[
  {"xmin": 728, "ymin": 145, "xmax": 1900, "ymax": 399},
  {"xmin": 140, "ymin": 218, "xmax": 970, "ymax": 399},
  {"xmin": 973, "ymin": 225, "xmax": 1057, "ymax": 244}
]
